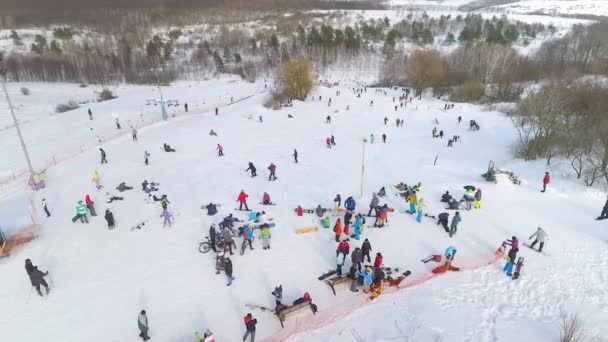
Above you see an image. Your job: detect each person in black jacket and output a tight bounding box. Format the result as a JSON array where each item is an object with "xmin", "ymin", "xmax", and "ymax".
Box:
[
  {"xmin": 333, "ymin": 194, "xmax": 342, "ymax": 208},
  {"xmin": 29, "ymin": 266, "xmax": 50, "ymax": 296},
  {"xmin": 105, "ymin": 208, "xmax": 115, "ymax": 230},
  {"xmin": 99, "ymin": 148, "xmax": 107, "ymax": 164},
  {"xmin": 205, "ymin": 203, "xmax": 218, "ymax": 216},
  {"xmin": 209, "ymin": 224, "xmax": 217, "ymax": 253},
  {"xmin": 246, "ymin": 162, "xmax": 257, "ymax": 177},
  {"xmin": 25, "ymin": 259, "xmax": 35, "ymax": 275},
  {"xmin": 599, "ymin": 197, "xmax": 608, "ymax": 219},
  {"xmin": 361, "ymin": 239, "xmax": 372, "ymax": 263},
  {"xmin": 437, "ymin": 213, "xmax": 450, "ymax": 232},
  {"xmin": 441, "ymin": 191, "xmax": 452, "ymax": 203},
  {"xmin": 293, "ymin": 149, "xmax": 298, "ymax": 163},
  {"xmin": 243, "ymin": 313, "xmax": 257, "ymax": 342},
  {"xmin": 224, "ymin": 257, "xmax": 234, "ymax": 286}
]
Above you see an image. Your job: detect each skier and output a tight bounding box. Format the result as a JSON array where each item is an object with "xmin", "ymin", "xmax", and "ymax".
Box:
[
  {"xmin": 92, "ymin": 170, "xmax": 102, "ymax": 190},
  {"xmin": 237, "ymin": 190, "xmax": 249, "ymax": 211},
  {"xmin": 382, "ymin": 133, "xmax": 386, "ymax": 143},
  {"xmin": 260, "ymin": 224, "xmax": 271, "ymax": 250},
  {"xmin": 384, "ymin": 117, "xmax": 388, "ymax": 125},
  {"xmin": 242, "ymin": 224, "xmax": 254, "ymax": 250},
  {"xmin": 362, "ymin": 238, "xmax": 372, "ymax": 263},
  {"xmin": 88, "ymin": 108, "xmax": 93, "ymax": 120},
  {"xmin": 351, "ymin": 247, "xmax": 363, "ymax": 271},
  {"xmin": 42, "ymin": 198, "xmax": 51, "ymax": 217},
  {"xmin": 161, "ymin": 208, "xmax": 172, "ymax": 228},
  {"xmin": 263, "ymin": 192, "xmax": 272, "ymax": 205},
  {"xmin": 224, "ymin": 257, "xmax": 234, "ymax": 286},
  {"xmin": 326, "ymin": 137, "xmax": 332, "ymax": 149},
  {"xmin": 334, "ymin": 218, "xmax": 342, "ymax": 242},
  {"xmin": 215, "ymin": 107, "xmax": 218, "ymax": 116},
  {"xmin": 83, "ymin": 195, "xmax": 96, "ymax": 216},
  {"xmin": 449, "ymin": 211, "xmax": 461, "ymax": 237},
  {"xmin": 326, "ymin": 115, "xmax": 331, "ymax": 123},
  {"xmin": 345, "ymin": 196, "xmax": 356, "ymax": 211},
  {"xmin": 246, "ymin": 162, "xmax": 257, "ymax": 177},
  {"xmin": 474, "ymin": 188, "xmax": 482, "ymax": 209},
  {"xmin": 336, "ymin": 249, "xmax": 346, "ymax": 275},
  {"xmin": 272, "ymin": 285, "xmax": 283, "ymax": 309},
  {"xmin": 105, "ymin": 208, "xmax": 115, "ymax": 230},
  {"xmin": 267, "ymin": 163, "xmax": 277, "ymax": 181},
  {"xmin": 349, "ymin": 264, "xmax": 359, "ymax": 292},
  {"xmin": 223, "ymin": 228, "xmax": 235, "ymax": 255},
  {"xmin": 528, "ymin": 226, "xmax": 547, "ymax": 252},
  {"xmin": 132, "ymin": 128, "xmax": 138, "ymax": 142},
  {"xmin": 99, "ymin": 148, "xmax": 107, "ymax": 164},
  {"xmin": 331, "ymin": 135, "xmax": 336, "ymax": 146},
  {"xmin": 242, "ymin": 313, "xmax": 257, "ymax": 342},
  {"xmin": 437, "ymin": 212, "xmax": 450, "ymax": 232},
  {"xmin": 370, "ymin": 134, "xmax": 374, "ymax": 144},
  {"xmin": 599, "ymin": 197, "xmax": 608, "ymax": 220},
  {"xmin": 29, "ymin": 266, "xmax": 50, "ymax": 296},
  {"xmin": 334, "ymin": 194, "xmax": 342, "ymax": 208},
  {"xmin": 184, "ymin": 103, "xmax": 188, "ymax": 112},
  {"xmin": 72, "ymin": 200, "xmax": 89, "ymax": 224},
  {"xmin": 541, "ymin": 172, "xmax": 550, "ymax": 192},
  {"xmin": 115, "ymin": 118, "xmax": 121, "ymax": 129},
  {"xmin": 144, "ymin": 150, "xmax": 150, "ymax": 165},
  {"xmin": 217, "ymin": 144, "xmax": 223, "ymax": 156},
  {"xmin": 458, "ymin": 116, "xmax": 462, "ymax": 124},
  {"xmin": 116, "ymin": 182, "xmax": 133, "ymax": 192},
  {"xmin": 407, "ymin": 192, "xmax": 417, "ymax": 214},
  {"xmin": 293, "ymin": 149, "xmax": 298, "ymax": 163},
  {"xmin": 138, "ymin": 310, "xmax": 150, "ymax": 341},
  {"xmin": 416, "ymin": 198, "xmax": 425, "ymax": 222}
]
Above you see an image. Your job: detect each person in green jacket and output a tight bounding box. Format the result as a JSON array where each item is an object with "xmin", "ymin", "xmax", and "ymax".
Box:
[
  {"xmin": 71, "ymin": 200, "xmax": 89, "ymax": 224},
  {"xmin": 259, "ymin": 225, "xmax": 272, "ymax": 250},
  {"xmin": 322, "ymin": 216, "xmax": 331, "ymax": 229}
]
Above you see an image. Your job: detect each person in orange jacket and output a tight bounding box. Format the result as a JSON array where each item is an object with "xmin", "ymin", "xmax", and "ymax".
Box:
[
  {"xmin": 378, "ymin": 208, "xmax": 387, "ymax": 227},
  {"xmin": 334, "ymin": 218, "xmax": 343, "ymax": 242}
]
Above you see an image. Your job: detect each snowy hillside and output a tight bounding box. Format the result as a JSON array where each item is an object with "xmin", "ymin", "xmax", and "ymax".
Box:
[{"xmin": 1, "ymin": 78, "xmax": 608, "ymax": 342}]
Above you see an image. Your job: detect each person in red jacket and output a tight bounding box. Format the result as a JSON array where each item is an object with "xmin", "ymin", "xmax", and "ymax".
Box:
[
  {"xmin": 263, "ymin": 192, "xmax": 271, "ymax": 205},
  {"xmin": 85, "ymin": 194, "xmax": 97, "ymax": 216},
  {"xmin": 243, "ymin": 313, "xmax": 257, "ymax": 342},
  {"xmin": 541, "ymin": 172, "xmax": 550, "ymax": 193},
  {"xmin": 237, "ymin": 190, "xmax": 249, "ymax": 211},
  {"xmin": 326, "ymin": 137, "xmax": 332, "ymax": 149},
  {"xmin": 374, "ymin": 252, "xmax": 383, "ymax": 269},
  {"xmin": 336, "ymin": 240, "xmax": 350, "ymax": 256},
  {"xmin": 296, "ymin": 206, "xmax": 303, "ymax": 216}
]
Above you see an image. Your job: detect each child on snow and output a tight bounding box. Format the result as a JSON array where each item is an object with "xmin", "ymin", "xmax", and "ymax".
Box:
[
  {"xmin": 260, "ymin": 225, "xmax": 271, "ymax": 250},
  {"xmin": 161, "ymin": 208, "xmax": 172, "ymax": 228}
]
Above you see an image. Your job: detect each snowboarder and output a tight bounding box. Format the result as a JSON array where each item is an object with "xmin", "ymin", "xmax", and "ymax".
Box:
[
  {"xmin": 384, "ymin": 117, "xmax": 388, "ymax": 125},
  {"xmin": 217, "ymin": 144, "xmax": 223, "ymax": 156},
  {"xmin": 474, "ymin": 188, "xmax": 482, "ymax": 209},
  {"xmin": 353, "ymin": 214, "xmax": 364, "ymax": 240},
  {"xmin": 382, "ymin": 133, "xmax": 386, "ymax": 143},
  {"xmin": 326, "ymin": 137, "xmax": 332, "ymax": 148},
  {"xmin": 25, "ymin": 258, "xmax": 35, "ymax": 275},
  {"xmin": 72, "ymin": 200, "xmax": 89, "ymax": 224},
  {"xmin": 337, "ymin": 250, "xmax": 346, "ymax": 275},
  {"xmin": 272, "ymin": 285, "xmax": 283, "ymax": 309},
  {"xmin": 447, "ymin": 139, "xmax": 453, "ymax": 147},
  {"xmin": 215, "ymin": 107, "xmax": 218, "ymax": 116},
  {"xmin": 528, "ymin": 226, "xmax": 547, "ymax": 252},
  {"xmin": 362, "ymin": 239, "xmax": 372, "ymax": 263},
  {"xmin": 445, "ymin": 246, "xmax": 457, "ymax": 261},
  {"xmin": 331, "ymin": 135, "xmax": 336, "ymax": 146},
  {"xmin": 262, "ymin": 192, "xmax": 272, "ymax": 205},
  {"xmin": 373, "ymin": 252, "xmax": 383, "ymax": 270},
  {"xmin": 599, "ymin": 197, "xmax": 608, "ymax": 220},
  {"xmin": 293, "ymin": 149, "xmax": 298, "ymax": 163},
  {"xmin": 85, "ymin": 194, "xmax": 97, "ymax": 216},
  {"xmin": 184, "ymin": 103, "xmax": 188, "ymax": 112},
  {"xmin": 361, "ymin": 266, "xmax": 373, "ymax": 293},
  {"xmin": 432, "ymin": 127, "xmax": 437, "ymax": 138},
  {"xmin": 159, "ymin": 195, "xmax": 170, "ymax": 209},
  {"xmin": 416, "ymin": 198, "xmax": 425, "ymax": 222},
  {"xmin": 370, "ymin": 134, "xmax": 374, "ymax": 144},
  {"xmin": 246, "ymin": 162, "xmax": 257, "ymax": 177},
  {"xmin": 208, "ymin": 224, "xmax": 218, "ymax": 253},
  {"xmin": 92, "ymin": 170, "xmax": 103, "ymax": 190},
  {"xmin": 351, "ymin": 247, "xmax": 363, "ymax": 271},
  {"xmin": 242, "ymin": 224, "xmax": 254, "ymax": 250},
  {"xmin": 437, "ymin": 212, "xmax": 450, "ymax": 232},
  {"xmin": 163, "ymin": 143, "xmax": 176, "ymax": 152},
  {"xmin": 161, "ymin": 208, "xmax": 172, "ymax": 228},
  {"xmin": 106, "ymin": 192, "xmax": 124, "ymax": 203},
  {"xmin": 439, "ymin": 130, "xmax": 444, "ymax": 139},
  {"xmin": 197, "ymin": 329, "xmax": 215, "ymax": 342},
  {"xmin": 138, "ymin": 310, "xmax": 149, "ymax": 341},
  {"xmin": 242, "ymin": 313, "xmax": 257, "ymax": 342},
  {"xmin": 132, "ymin": 128, "xmax": 138, "ymax": 142},
  {"xmin": 260, "ymin": 224, "xmax": 271, "ymax": 250},
  {"xmin": 144, "ymin": 150, "xmax": 150, "ymax": 165},
  {"xmin": 378, "ymin": 187, "xmax": 386, "ymax": 197},
  {"xmin": 506, "ymin": 236, "xmax": 519, "ymax": 260},
  {"xmin": 99, "ymin": 148, "xmax": 107, "ymax": 164},
  {"xmin": 104, "ymin": 208, "xmax": 115, "ymax": 229},
  {"xmin": 42, "ymin": 198, "xmax": 51, "ymax": 217},
  {"xmin": 267, "ymin": 163, "xmax": 277, "ymax": 181},
  {"xmin": 458, "ymin": 116, "xmax": 462, "ymax": 124},
  {"xmin": 315, "ymin": 205, "xmax": 325, "ymax": 217},
  {"xmin": 349, "ymin": 264, "xmax": 359, "ymax": 292},
  {"xmin": 116, "ymin": 182, "xmax": 133, "ymax": 192},
  {"xmin": 334, "ymin": 218, "xmax": 342, "ymax": 242},
  {"xmin": 88, "ymin": 108, "xmax": 93, "ymax": 120},
  {"xmin": 441, "ymin": 191, "xmax": 452, "ymax": 203},
  {"xmin": 29, "ymin": 266, "xmax": 50, "ymax": 296},
  {"xmin": 237, "ymin": 190, "xmax": 249, "ymax": 211},
  {"xmin": 541, "ymin": 172, "xmax": 550, "ymax": 192},
  {"xmin": 449, "ymin": 212, "xmax": 461, "ymax": 237}
]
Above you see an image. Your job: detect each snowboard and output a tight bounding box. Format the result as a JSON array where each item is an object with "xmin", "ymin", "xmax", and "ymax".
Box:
[
  {"xmin": 596, "ymin": 217, "xmax": 608, "ymax": 220},
  {"xmin": 234, "ymin": 208, "xmax": 252, "ymax": 212},
  {"xmin": 294, "ymin": 208, "xmax": 315, "ymax": 214},
  {"xmin": 253, "ymin": 222, "xmax": 276, "ymax": 230},
  {"xmin": 259, "ymin": 202, "xmax": 277, "ymax": 205},
  {"xmin": 522, "ymin": 243, "xmax": 548, "ymax": 255},
  {"xmin": 130, "ymin": 220, "xmax": 149, "ymax": 231},
  {"xmin": 318, "ymin": 270, "xmax": 337, "ymax": 281}
]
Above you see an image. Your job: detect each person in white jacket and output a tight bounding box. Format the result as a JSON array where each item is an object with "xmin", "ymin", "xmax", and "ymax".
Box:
[{"xmin": 529, "ymin": 226, "xmax": 547, "ymax": 252}]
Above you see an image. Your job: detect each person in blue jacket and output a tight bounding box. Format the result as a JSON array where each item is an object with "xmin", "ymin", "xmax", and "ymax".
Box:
[
  {"xmin": 445, "ymin": 246, "xmax": 457, "ymax": 261},
  {"xmin": 345, "ymin": 196, "xmax": 356, "ymax": 211},
  {"xmin": 360, "ymin": 265, "xmax": 373, "ymax": 293},
  {"xmin": 242, "ymin": 225, "xmax": 254, "ymax": 250}
]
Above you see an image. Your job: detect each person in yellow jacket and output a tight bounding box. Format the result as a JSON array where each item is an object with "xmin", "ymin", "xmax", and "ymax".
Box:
[{"xmin": 407, "ymin": 192, "xmax": 417, "ymax": 214}]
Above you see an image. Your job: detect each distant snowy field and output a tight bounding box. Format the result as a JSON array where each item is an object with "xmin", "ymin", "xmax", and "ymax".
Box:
[{"xmin": 1, "ymin": 78, "xmax": 607, "ymax": 342}]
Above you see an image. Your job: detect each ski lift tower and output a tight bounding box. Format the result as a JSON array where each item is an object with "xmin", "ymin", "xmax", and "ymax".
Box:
[{"xmin": 150, "ymin": 67, "xmax": 172, "ymax": 121}]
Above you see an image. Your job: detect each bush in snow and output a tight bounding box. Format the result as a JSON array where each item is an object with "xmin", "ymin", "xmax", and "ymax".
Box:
[
  {"xmin": 98, "ymin": 88, "xmax": 117, "ymax": 102},
  {"xmin": 559, "ymin": 311, "xmax": 587, "ymax": 342},
  {"xmin": 278, "ymin": 57, "xmax": 314, "ymax": 101},
  {"xmin": 55, "ymin": 101, "xmax": 79, "ymax": 113},
  {"xmin": 20, "ymin": 87, "xmax": 30, "ymax": 95},
  {"xmin": 450, "ymin": 81, "xmax": 485, "ymax": 103}
]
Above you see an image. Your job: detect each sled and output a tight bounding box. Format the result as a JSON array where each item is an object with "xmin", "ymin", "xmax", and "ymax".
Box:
[{"xmin": 295, "ymin": 227, "xmax": 318, "ymax": 234}]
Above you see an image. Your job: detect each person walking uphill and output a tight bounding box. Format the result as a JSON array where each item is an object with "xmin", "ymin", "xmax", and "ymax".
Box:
[
  {"xmin": 138, "ymin": 310, "xmax": 150, "ymax": 341},
  {"xmin": 267, "ymin": 163, "xmax": 277, "ymax": 181},
  {"xmin": 541, "ymin": 172, "xmax": 550, "ymax": 193},
  {"xmin": 237, "ymin": 190, "xmax": 249, "ymax": 211},
  {"xmin": 243, "ymin": 313, "xmax": 257, "ymax": 342},
  {"xmin": 246, "ymin": 162, "xmax": 257, "ymax": 177},
  {"xmin": 529, "ymin": 226, "xmax": 548, "ymax": 252},
  {"xmin": 99, "ymin": 148, "xmax": 107, "ymax": 164}
]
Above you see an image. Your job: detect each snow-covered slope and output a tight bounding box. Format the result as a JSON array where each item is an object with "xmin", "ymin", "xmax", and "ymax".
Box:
[{"xmin": 1, "ymin": 79, "xmax": 607, "ymax": 342}]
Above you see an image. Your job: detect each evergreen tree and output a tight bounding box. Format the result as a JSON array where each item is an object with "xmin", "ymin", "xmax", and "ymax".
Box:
[
  {"xmin": 444, "ymin": 32, "xmax": 456, "ymax": 45},
  {"xmin": 50, "ymin": 40, "xmax": 62, "ymax": 55},
  {"xmin": 213, "ymin": 50, "xmax": 224, "ymax": 72},
  {"xmin": 10, "ymin": 30, "xmax": 22, "ymax": 46},
  {"xmin": 269, "ymin": 34, "xmax": 280, "ymax": 54}
]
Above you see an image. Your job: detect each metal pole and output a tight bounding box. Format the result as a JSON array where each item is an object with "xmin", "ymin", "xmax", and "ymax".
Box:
[
  {"xmin": 1, "ymin": 73, "xmax": 35, "ymax": 180},
  {"xmin": 360, "ymin": 141, "xmax": 365, "ymax": 198}
]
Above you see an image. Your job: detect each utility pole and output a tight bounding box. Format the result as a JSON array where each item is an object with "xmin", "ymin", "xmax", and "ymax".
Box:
[{"xmin": 1, "ymin": 67, "xmax": 35, "ymax": 183}]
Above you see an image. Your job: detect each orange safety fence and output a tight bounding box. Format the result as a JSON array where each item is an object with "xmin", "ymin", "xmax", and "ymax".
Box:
[
  {"xmin": 0, "ymin": 91, "xmax": 265, "ymax": 187},
  {"xmin": 0, "ymin": 224, "xmax": 37, "ymax": 257},
  {"xmin": 263, "ymin": 247, "xmax": 506, "ymax": 342}
]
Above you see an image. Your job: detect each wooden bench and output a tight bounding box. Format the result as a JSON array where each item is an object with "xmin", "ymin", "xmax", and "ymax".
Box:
[
  {"xmin": 325, "ymin": 276, "xmax": 351, "ymax": 296},
  {"xmin": 276, "ymin": 300, "xmax": 316, "ymax": 328}
]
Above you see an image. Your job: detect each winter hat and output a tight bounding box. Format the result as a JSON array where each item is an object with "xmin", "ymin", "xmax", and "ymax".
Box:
[
  {"xmin": 246, "ymin": 313, "xmax": 252, "ymax": 318},
  {"xmin": 140, "ymin": 310, "xmax": 146, "ymax": 315},
  {"xmin": 512, "ymin": 236, "xmax": 517, "ymax": 240},
  {"xmin": 205, "ymin": 329, "xmax": 212, "ymax": 335}
]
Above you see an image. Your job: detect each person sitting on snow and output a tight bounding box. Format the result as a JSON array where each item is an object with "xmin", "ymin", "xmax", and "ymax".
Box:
[
  {"xmin": 447, "ymin": 198, "xmax": 463, "ymax": 210},
  {"xmin": 163, "ymin": 143, "xmax": 176, "ymax": 152},
  {"xmin": 378, "ymin": 187, "xmax": 386, "ymax": 197},
  {"xmin": 116, "ymin": 182, "xmax": 133, "ymax": 192},
  {"xmin": 262, "ymin": 192, "xmax": 272, "ymax": 205},
  {"xmin": 441, "ymin": 191, "xmax": 452, "ymax": 203},
  {"xmin": 106, "ymin": 192, "xmax": 124, "ymax": 203}
]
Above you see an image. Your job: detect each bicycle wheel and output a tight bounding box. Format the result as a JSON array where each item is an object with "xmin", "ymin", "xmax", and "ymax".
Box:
[{"xmin": 199, "ymin": 242, "xmax": 211, "ymax": 254}]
